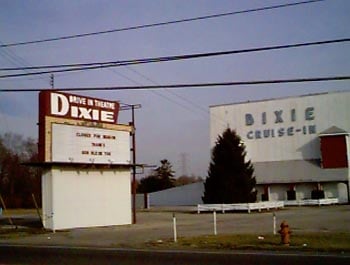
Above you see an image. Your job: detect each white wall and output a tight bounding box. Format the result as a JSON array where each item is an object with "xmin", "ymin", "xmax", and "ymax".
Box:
[
  {"xmin": 210, "ymin": 91, "xmax": 350, "ymax": 162},
  {"xmin": 294, "ymin": 183, "xmax": 314, "ymax": 200},
  {"xmin": 269, "ymin": 185, "xmax": 288, "ymax": 201},
  {"xmin": 256, "ymin": 183, "xmax": 349, "ymax": 202},
  {"xmin": 323, "ymin": 182, "xmax": 349, "ymax": 203},
  {"xmin": 337, "ymin": 183, "xmax": 349, "ymax": 203},
  {"xmin": 42, "ymin": 170, "xmax": 53, "ymax": 228},
  {"xmin": 42, "ymin": 166, "xmax": 131, "ymax": 230}
]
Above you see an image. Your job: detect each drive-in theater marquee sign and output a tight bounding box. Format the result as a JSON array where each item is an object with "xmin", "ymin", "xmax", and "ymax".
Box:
[
  {"xmin": 38, "ymin": 90, "xmax": 133, "ymax": 231},
  {"xmin": 38, "ymin": 91, "xmax": 131, "ymax": 164}
]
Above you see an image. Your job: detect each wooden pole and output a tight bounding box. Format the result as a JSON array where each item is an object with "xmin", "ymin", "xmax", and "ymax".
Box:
[
  {"xmin": 0, "ymin": 193, "xmax": 15, "ymax": 227},
  {"xmin": 32, "ymin": 193, "xmax": 43, "ymax": 227}
]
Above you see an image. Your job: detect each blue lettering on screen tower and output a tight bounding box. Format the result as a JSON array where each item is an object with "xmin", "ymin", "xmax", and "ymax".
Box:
[{"xmin": 245, "ymin": 107, "xmax": 317, "ymax": 140}]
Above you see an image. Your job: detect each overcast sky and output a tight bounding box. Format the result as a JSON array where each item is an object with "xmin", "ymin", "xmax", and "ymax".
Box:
[{"xmin": 1, "ymin": 0, "xmax": 349, "ymax": 177}]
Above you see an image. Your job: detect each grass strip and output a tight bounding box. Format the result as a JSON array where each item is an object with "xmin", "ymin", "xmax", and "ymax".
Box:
[{"xmin": 147, "ymin": 233, "xmax": 350, "ymax": 253}]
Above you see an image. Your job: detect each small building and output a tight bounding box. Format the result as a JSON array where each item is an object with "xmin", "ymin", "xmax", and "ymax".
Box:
[{"xmin": 210, "ymin": 91, "xmax": 350, "ymax": 203}]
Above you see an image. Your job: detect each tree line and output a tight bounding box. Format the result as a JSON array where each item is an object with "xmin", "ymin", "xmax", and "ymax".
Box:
[
  {"xmin": 136, "ymin": 159, "xmax": 203, "ymax": 193},
  {"xmin": 0, "ymin": 133, "xmax": 41, "ymax": 208}
]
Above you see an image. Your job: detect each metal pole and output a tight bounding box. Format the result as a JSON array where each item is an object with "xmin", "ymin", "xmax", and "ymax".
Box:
[
  {"xmin": 173, "ymin": 213, "xmax": 177, "ymax": 242},
  {"xmin": 213, "ymin": 210, "xmax": 217, "ymax": 235},
  {"xmin": 273, "ymin": 212, "xmax": 277, "ymax": 235},
  {"xmin": 131, "ymin": 105, "xmax": 137, "ymax": 224}
]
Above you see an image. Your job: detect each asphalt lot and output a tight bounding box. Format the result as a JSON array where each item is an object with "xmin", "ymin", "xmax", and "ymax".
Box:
[{"xmin": 0, "ymin": 205, "xmax": 349, "ymax": 248}]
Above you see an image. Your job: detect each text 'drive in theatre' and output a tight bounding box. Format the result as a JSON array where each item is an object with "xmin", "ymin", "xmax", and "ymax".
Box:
[{"xmin": 49, "ymin": 92, "xmax": 119, "ymax": 123}]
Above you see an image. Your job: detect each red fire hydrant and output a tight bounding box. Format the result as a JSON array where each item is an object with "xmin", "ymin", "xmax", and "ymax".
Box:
[{"xmin": 278, "ymin": 220, "xmax": 291, "ymax": 246}]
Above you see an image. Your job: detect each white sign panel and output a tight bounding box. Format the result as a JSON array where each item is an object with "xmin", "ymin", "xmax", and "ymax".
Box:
[{"xmin": 52, "ymin": 124, "xmax": 130, "ymax": 164}]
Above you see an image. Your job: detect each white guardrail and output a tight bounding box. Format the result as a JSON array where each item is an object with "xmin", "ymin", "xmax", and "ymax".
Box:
[
  {"xmin": 197, "ymin": 198, "xmax": 339, "ymax": 214},
  {"xmin": 197, "ymin": 201, "xmax": 284, "ymax": 214}
]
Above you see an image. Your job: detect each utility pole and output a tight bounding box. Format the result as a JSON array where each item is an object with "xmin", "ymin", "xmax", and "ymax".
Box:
[
  {"xmin": 131, "ymin": 105, "xmax": 137, "ymax": 224},
  {"xmin": 125, "ymin": 104, "xmax": 141, "ymax": 224},
  {"xmin": 120, "ymin": 103, "xmax": 141, "ymax": 223},
  {"xmin": 50, "ymin": 74, "xmax": 54, "ymax": 89}
]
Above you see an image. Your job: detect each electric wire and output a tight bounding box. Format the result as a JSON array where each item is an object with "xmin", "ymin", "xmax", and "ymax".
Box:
[
  {"xmin": 2, "ymin": 37, "xmax": 345, "ymax": 71},
  {"xmin": 106, "ymin": 54, "xmax": 228, "ymax": 124},
  {"xmin": 1, "ymin": 37, "xmax": 348, "ymax": 79},
  {"xmin": 124, "ymin": 66, "xmax": 211, "ymax": 117},
  {"xmin": 108, "ymin": 62, "xmax": 230, "ymax": 127},
  {"xmin": 1, "ymin": 75, "xmax": 348, "ymax": 92},
  {"xmin": 109, "ymin": 68, "xmax": 194, "ymax": 110},
  {"xmin": 108, "ymin": 66, "xmax": 210, "ymax": 119},
  {"xmin": 0, "ymin": 41, "xmax": 49, "ymax": 84},
  {"xmin": 0, "ymin": 0, "xmax": 325, "ymax": 48}
]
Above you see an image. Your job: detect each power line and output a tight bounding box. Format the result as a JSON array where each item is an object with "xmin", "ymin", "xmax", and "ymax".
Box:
[
  {"xmin": 108, "ymin": 56, "xmax": 227, "ymax": 125},
  {"xmin": 122, "ymin": 65, "xmax": 230, "ymax": 128},
  {"xmin": 108, "ymin": 65, "xmax": 227, "ymax": 127},
  {"xmin": 1, "ymin": 75, "xmax": 348, "ymax": 92},
  {"xmin": 4, "ymin": 37, "xmax": 345, "ymax": 71},
  {"xmin": 0, "ymin": 40, "xmax": 49, "ymax": 84},
  {"xmin": 0, "ymin": 0, "xmax": 325, "ymax": 48},
  {"xmin": 124, "ymin": 66, "xmax": 211, "ymax": 117},
  {"xmin": 1, "ymin": 37, "xmax": 348, "ymax": 78},
  {"xmin": 108, "ymin": 67, "xmax": 201, "ymax": 114}
]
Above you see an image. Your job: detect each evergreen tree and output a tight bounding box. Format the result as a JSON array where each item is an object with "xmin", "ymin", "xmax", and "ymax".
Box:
[
  {"xmin": 137, "ymin": 159, "xmax": 175, "ymax": 193},
  {"xmin": 202, "ymin": 128, "xmax": 257, "ymax": 203}
]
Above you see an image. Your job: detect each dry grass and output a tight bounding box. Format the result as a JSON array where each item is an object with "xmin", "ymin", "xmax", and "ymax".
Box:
[
  {"xmin": 147, "ymin": 233, "xmax": 350, "ymax": 253},
  {"xmin": 1, "ymin": 209, "xmax": 39, "ymax": 215},
  {"xmin": 0, "ymin": 226, "xmax": 47, "ymax": 239}
]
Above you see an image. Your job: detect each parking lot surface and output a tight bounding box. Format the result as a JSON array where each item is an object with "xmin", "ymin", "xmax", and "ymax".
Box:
[{"xmin": 0, "ymin": 205, "xmax": 349, "ymax": 247}]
